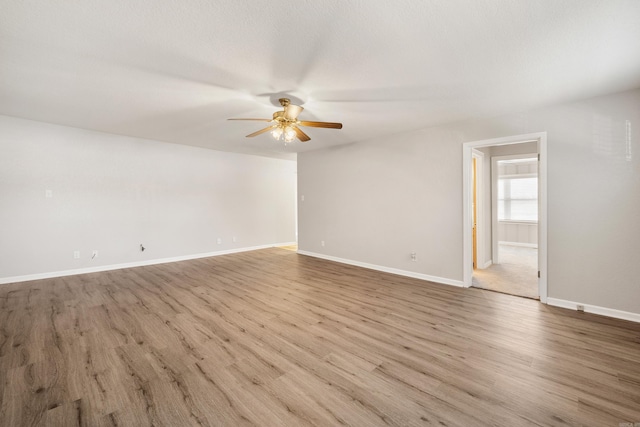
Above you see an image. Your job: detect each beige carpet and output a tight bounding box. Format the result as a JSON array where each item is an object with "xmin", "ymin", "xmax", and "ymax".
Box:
[{"xmin": 472, "ymin": 244, "xmax": 538, "ymax": 299}]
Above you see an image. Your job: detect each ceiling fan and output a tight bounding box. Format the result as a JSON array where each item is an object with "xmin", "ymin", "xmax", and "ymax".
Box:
[{"xmin": 228, "ymin": 98, "xmax": 342, "ymax": 143}]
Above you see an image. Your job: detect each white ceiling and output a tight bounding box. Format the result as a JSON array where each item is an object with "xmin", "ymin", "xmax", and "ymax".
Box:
[{"xmin": 2, "ymin": 1, "xmax": 640, "ymax": 160}]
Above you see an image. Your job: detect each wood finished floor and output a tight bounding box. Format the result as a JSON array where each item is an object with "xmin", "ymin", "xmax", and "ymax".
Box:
[{"xmin": 1, "ymin": 249, "xmax": 639, "ymax": 426}]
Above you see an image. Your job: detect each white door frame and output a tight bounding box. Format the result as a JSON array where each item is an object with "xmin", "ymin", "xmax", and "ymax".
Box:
[
  {"xmin": 462, "ymin": 132, "xmax": 548, "ymax": 303},
  {"xmin": 471, "ymin": 149, "xmax": 485, "ymax": 269}
]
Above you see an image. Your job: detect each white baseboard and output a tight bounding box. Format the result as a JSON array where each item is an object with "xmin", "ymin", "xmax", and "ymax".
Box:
[
  {"xmin": 482, "ymin": 260, "xmax": 493, "ymax": 269},
  {"xmin": 297, "ymin": 250, "xmax": 464, "ymax": 288},
  {"xmin": 498, "ymin": 241, "xmax": 538, "ymax": 248},
  {"xmin": 0, "ymin": 243, "xmax": 294, "ymax": 285},
  {"xmin": 547, "ymin": 298, "xmax": 640, "ymax": 323}
]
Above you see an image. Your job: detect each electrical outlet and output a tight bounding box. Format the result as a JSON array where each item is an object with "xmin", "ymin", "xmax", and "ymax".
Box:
[
  {"xmin": 232, "ymin": 236, "xmax": 237, "ymax": 243},
  {"xmin": 217, "ymin": 238, "xmax": 222, "ymax": 245},
  {"xmin": 45, "ymin": 190, "xmax": 53, "ymax": 198},
  {"xmin": 411, "ymin": 252, "xmax": 417, "ymax": 261},
  {"xmin": 321, "ymin": 240, "xmax": 325, "ymax": 247},
  {"xmin": 73, "ymin": 251, "xmax": 80, "ymax": 259},
  {"xmin": 577, "ymin": 305, "xmax": 585, "ymax": 312}
]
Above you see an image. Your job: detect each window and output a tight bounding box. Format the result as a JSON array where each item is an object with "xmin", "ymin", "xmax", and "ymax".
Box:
[{"xmin": 497, "ymin": 159, "xmax": 538, "ymax": 221}]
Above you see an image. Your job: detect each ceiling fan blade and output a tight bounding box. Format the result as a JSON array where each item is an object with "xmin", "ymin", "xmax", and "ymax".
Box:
[
  {"xmin": 228, "ymin": 118, "xmax": 273, "ymax": 122},
  {"xmin": 246, "ymin": 126, "xmax": 276, "ymax": 138},
  {"xmin": 294, "ymin": 127, "xmax": 311, "ymax": 142},
  {"xmin": 298, "ymin": 121, "xmax": 343, "ymax": 129}
]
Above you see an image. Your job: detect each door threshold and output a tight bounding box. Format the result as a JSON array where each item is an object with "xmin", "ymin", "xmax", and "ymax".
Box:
[{"xmin": 471, "ymin": 285, "xmax": 540, "ymax": 301}]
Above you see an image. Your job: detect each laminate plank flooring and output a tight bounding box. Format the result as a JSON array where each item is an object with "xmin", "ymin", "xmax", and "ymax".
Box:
[{"xmin": 1, "ymin": 248, "xmax": 639, "ymax": 426}]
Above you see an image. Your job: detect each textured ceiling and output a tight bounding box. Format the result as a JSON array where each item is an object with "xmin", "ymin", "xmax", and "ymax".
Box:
[{"xmin": 1, "ymin": 1, "xmax": 640, "ymax": 160}]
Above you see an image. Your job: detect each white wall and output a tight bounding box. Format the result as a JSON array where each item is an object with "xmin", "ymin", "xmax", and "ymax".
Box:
[
  {"xmin": 498, "ymin": 222, "xmax": 537, "ymax": 246},
  {"xmin": 298, "ymin": 88, "xmax": 640, "ymax": 316},
  {"xmin": 476, "ymin": 146, "xmax": 492, "ymax": 266},
  {"xmin": 0, "ymin": 115, "xmax": 296, "ymax": 281},
  {"xmin": 299, "ymin": 126, "xmax": 464, "ymax": 282}
]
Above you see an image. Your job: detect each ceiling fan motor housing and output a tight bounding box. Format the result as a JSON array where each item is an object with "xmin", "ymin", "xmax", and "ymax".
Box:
[{"xmin": 284, "ymin": 104, "xmax": 303, "ymax": 120}]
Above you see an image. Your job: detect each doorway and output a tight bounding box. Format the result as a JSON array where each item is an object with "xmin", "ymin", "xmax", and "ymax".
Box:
[
  {"xmin": 474, "ymin": 154, "xmax": 539, "ymax": 298},
  {"xmin": 462, "ymin": 133, "xmax": 547, "ymax": 303}
]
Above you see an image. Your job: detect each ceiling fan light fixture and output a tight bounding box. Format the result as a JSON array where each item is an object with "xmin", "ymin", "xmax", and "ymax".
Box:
[
  {"xmin": 283, "ymin": 126, "xmax": 296, "ymax": 143},
  {"xmin": 271, "ymin": 127, "xmax": 283, "ymax": 139},
  {"xmin": 228, "ymin": 98, "xmax": 342, "ymax": 143}
]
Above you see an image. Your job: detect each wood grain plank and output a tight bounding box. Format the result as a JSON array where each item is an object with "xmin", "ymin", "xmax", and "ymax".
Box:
[{"xmin": 1, "ymin": 248, "xmax": 639, "ymax": 426}]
